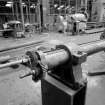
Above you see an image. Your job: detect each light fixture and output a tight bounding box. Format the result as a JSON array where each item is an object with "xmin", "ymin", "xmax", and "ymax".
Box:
[
  {"xmin": 22, "ymin": 2, "xmax": 25, "ymax": 5},
  {"xmin": 57, "ymin": 7, "xmax": 60, "ymax": 10},
  {"xmin": 30, "ymin": 4, "xmax": 36, "ymax": 8},
  {"xmin": 22, "ymin": 2, "xmax": 26, "ymax": 7},
  {"xmin": 57, "ymin": 5, "xmax": 64, "ymax": 10},
  {"xmin": 65, "ymin": 6, "xmax": 70, "ymax": 10},
  {"xmin": 60, "ymin": 5, "xmax": 64, "ymax": 8},
  {"xmin": 30, "ymin": 6, "xmax": 36, "ymax": 8},
  {"xmin": 54, "ymin": 4, "xmax": 58, "ymax": 8},
  {"xmin": 30, "ymin": 5, "xmax": 33, "ymax": 8},
  {"xmin": 6, "ymin": 3, "xmax": 12, "ymax": 7},
  {"xmin": 6, "ymin": 1, "xmax": 13, "ymax": 7}
]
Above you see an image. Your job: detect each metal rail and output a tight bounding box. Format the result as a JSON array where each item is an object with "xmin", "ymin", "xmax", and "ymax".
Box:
[{"xmin": 0, "ymin": 40, "xmax": 45, "ymax": 53}]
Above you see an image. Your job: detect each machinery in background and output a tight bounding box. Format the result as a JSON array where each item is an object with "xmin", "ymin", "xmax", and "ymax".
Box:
[
  {"xmin": 56, "ymin": 13, "xmax": 87, "ymax": 35},
  {"xmin": 2, "ymin": 20, "xmax": 24, "ymax": 38}
]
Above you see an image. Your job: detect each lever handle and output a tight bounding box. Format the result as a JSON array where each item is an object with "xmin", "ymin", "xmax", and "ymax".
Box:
[{"xmin": 19, "ymin": 70, "xmax": 36, "ymax": 79}]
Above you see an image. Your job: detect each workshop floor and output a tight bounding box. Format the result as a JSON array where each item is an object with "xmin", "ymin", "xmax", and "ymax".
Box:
[
  {"xmin": 0, "ymin": 32, "xmax": 105, "ymax": 105},
  {"xmin": 82, "ymin": 51, "xmax": 105, "ymax": 105}
]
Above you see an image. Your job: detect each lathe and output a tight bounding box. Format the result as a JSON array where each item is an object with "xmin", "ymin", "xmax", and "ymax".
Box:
[{"xmin": 0, "ymin": 39, "xmax": 105, "ymax": 105}]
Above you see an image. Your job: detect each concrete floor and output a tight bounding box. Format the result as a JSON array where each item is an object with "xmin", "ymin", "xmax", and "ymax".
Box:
[
  {"xmin": 82, "ymin": 51, "xmax": 105, "ymax": 105},
  {"xmin": 0, "ymin": 32, "xmax": 104, "ymax": 105}
]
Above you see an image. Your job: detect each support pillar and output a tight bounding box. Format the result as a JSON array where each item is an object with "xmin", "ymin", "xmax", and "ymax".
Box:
[
  {"xmin": 41, "ymin": 74, "xmax": 87, "ymax": 105},
  {"xmin": 41, "ymin": 0, "xmax": 49, "ymax": 27},
  {"xmin": 20, "ymin": 0, "xmax": 25, "ymax": 30}
]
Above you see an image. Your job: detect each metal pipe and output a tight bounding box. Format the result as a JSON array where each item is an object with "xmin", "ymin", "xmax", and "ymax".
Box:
[
  {"xmin": 0, "ymin": 49, "xmax": 69, "ymax": 70},
  {"xmin": 40, "ymin": 40, "xmax": 105, "ymax": 69},
  {"xmin": 44, "ymin": 49, "xmax": 69, "ymax": 69},
  {"xmin": 80, "ymin": 40, "xmax": 105, "ymax": 56},
  {"xmin": 0, "ymin": 58, "xmax": 28, "ymax": 69},
  {"xmin": 43, "ymin": 40, "xmax": 105, "ymax": 69}
]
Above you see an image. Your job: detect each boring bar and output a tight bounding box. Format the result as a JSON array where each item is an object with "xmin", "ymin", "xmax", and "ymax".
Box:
[
  {"xmin": 0, "ymin": 57, "xmax": 28, "ymax": 69},
  {"xmin": 0, "ymin": 40, "xmax": 105, "ymax": 69}
]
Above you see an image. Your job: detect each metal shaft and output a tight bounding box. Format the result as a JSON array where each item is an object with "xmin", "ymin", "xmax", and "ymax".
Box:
[
  {"xmin": 0, "ymin": 58, "xmax": 28, "ymax": 69},
  {"xmin": 44, "ymin": 49, "xmax": 69, "ymax": 69},
  {"xmin": 80, "ymin": 40, "xmax": 105, "ymax": 56},
  {"xmin": 37, "ymin": 40, "xmax": 105, "ymax": 69},
  {"xmin": 0, "ymin": 40, "xmax": 105, "ymax": 69}
]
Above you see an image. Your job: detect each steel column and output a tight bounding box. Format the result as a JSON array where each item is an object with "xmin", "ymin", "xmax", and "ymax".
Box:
[{"xmin": 20, "ymin": 0, "xmax": 25, "ymax": 30}]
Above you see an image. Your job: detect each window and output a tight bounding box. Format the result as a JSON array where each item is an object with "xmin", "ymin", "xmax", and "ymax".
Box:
[{"xmin": 49, "ymin": 0, "xmax": 70, "ymax": 15}]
